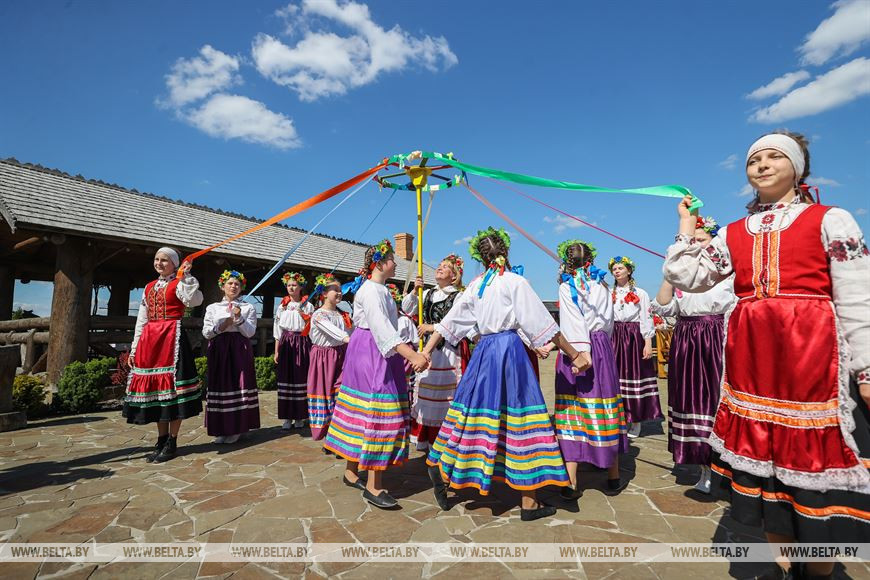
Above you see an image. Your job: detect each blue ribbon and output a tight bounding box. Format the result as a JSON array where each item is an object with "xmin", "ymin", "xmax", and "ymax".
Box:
[
  {"xmin": 511, "ymin": 265, "xmax": 524, "ymax": 276},
  {"xmin": 588, "ymin": 264, "xmax": 607, "ymax": 282},
  {"xmin": 560, "ymin": 272, "xmax": 582, "ymax": 312},
  {"xmin": 477, "ymin": 263, "xmax": 524, "ymax": 298},
  {"xmin": 244, "ymin": 177, "xmax": 373, "ymax": 301}
]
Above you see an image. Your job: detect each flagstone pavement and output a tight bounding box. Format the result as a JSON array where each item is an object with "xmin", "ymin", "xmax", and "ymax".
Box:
[{"xmin": 1, "ymin": 359, "xmax": 867, "ymax": 579}]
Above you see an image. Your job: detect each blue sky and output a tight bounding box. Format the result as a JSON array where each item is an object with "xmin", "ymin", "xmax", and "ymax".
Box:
[{"xmin": 2, "ymin": 0, "xmax": 869, "ymax": 314}]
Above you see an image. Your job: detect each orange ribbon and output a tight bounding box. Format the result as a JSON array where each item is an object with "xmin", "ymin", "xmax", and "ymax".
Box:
[{"xmin": 177, "ymin": 159, "xmax": 390, "ymax": 276}]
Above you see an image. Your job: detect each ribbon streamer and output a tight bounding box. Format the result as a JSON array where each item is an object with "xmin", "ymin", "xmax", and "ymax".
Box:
[
  {"xmin": 463, "ymin": 182, "xmax": 561, "ymax": 263},
  {"xmin": 178, "ymin": 159, "xmax": 390, "ymax": 275},
  {"xmin": 489, "ymin": 178, "xmax": 667, "ymax": 259},
  {"xmin": 388, "ymin": 151, "xmax": 702, "ymax": 210},
  {"xmin": 243, "ymin": 176, "xmax": 373, "ymax": 300}
]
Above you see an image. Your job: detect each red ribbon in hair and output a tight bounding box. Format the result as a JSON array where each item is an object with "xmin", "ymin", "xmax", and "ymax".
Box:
[{"xmin": 799, "ymin": 183, "xmax": 821, "ymax": 204}]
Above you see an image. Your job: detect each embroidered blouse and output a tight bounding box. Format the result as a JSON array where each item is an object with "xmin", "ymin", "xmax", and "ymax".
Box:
[
  {"xmin": 353, "ymin": 281, "xmax": 404, "ymax": 357},
  {"xmin": 652, "ymin": 276, "xmax": 736, "ymax": 318},
  {"xmin": 612, "ymin": 284, "xmax": 655, "ymax": 339},
  {"xmin": 274, "ymin": 299, "xmax": 315, "ymax": 338},
  {"xmin": 663, "ymin": 200, "xmax": 870, "ymax": 381},
  {"xmin": 435, "ymin": 271, "xmax": 558, "ymax": 349},
  {"xmin": 309, "ymin": 308, "xmax": 351, "ymax": 348},
  {"xmin": 202, "ymin": 298, "xmax": 257, "ymax": 340},
  {"xmin": 558, "ymin": 279, "xmax": 614, "ymax": 352}
]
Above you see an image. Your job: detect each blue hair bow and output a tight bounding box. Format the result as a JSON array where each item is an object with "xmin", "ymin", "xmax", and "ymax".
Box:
[{"xmin": 341, "ymin": 275, "xmax": 366, "ymax": 296}]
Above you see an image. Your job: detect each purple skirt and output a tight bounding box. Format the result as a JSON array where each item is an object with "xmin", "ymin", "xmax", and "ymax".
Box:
[
  {"xmin": 307, "ymin": 344, "xmax": 346, "ymax": 441},
  {"xmin": 667, "ymin": 314, "xmax": 724, "ymax": 465},
  {"xmin": 205, "ymin": 332, "xmax": 260, "ymax": 436},
  {"xmin": 277, "ymin": 330, "xmax": 311, "ymax": 421},
  {"xmin": 611, "ymin": 321, "xmax": 663, "ymax": 423},
  {"xmin": 554, "ymin": 331, "xmax": 628, "ymax": 468},
  {"xmin": 322, "ymin": 329, "xmax": 410, "ymax": 470}
]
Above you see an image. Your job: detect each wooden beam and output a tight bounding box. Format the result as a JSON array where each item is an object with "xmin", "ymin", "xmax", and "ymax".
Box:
[
  {"xmin": 12, "ymin": 236, "xmax": 43, "ymax": 251},
  {"xmin": 0, "ymin": 317, "xmax": 51, "ymax": 332}
]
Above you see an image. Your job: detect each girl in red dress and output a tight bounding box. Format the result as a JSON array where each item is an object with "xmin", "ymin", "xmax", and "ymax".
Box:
[
  {"xmin": 124, "ymin": 247, "xmax": 203, "ymax": 463},
  {"xmin": 665, "ymin": 131, "xmax": 869, "ymax": 577}
]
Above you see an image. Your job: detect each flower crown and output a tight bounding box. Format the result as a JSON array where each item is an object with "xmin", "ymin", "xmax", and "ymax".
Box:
[
  {"xmin": 608, "ymin": 255, "xmax": 636, "ymax": 272},
  {"xmin": 281, "ymin": 272, "xmax": 306, "ymax": 286},
  {"xmin": 385, "ymin": 283, "xmax": 402, "ymax": 304},
  {"xmin": 468, "ymin": 227, "xmax": 511, "ymax": 264},
  {"xmin": 557, "ymin": 239, "xmax": 598, "ymax": 264},
  {"xmin": 370, "ymin": 239, "xmax": 394, "ymax": 268},
  {"xmin": 218, "ymin": 269, "xmax": 246, "ymax": 290},
  {"xmin": 314, "ymin": 272, "xmax": 339, "ymax": 290},
  {"xmin": 696, "ymin": 215, "xmax": 721, "ymax": 236},
  {"xmin": 443, "ymin": 253, "xmax": 464, "ymax": 277}
]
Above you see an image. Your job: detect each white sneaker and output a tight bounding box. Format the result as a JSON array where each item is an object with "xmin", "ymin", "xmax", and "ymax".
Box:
[
  {"xmin": 213, "ymin": 436, "xmax": 226, "ymax": 444},
  {"xmin": 694, "ymin": 466, "xmax": 712, "ymax": 494},
  {"xmin": 282, "ymin": 420, "xmax": 293, "ymax": 430},
  {"xmin": 223, "ymin": 434, "xmax": 240, "ymax": 444},
  {"xmin": 627, "ymin": 422, "xmax": 642, "ymax": 438}
]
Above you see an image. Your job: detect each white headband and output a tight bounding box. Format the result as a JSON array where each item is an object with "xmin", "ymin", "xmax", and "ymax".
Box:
[
  {"xmin": 156, "ymin": 247, "xmax": 180, "ymax": 268},
  {"xmin": 746, "ymin": 134, "xmax": 805, "ymax": 184}
]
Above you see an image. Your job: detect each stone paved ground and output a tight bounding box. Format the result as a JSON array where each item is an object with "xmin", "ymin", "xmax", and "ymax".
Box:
[{"xmin": 1, "ymin": 359, "xmax": 867, "ymax": 579}]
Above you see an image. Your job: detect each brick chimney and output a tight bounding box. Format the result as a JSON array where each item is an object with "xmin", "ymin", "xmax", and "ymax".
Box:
[{"xmin": 394, "ymin": 232, "xmax": 415, "ymax": 261}]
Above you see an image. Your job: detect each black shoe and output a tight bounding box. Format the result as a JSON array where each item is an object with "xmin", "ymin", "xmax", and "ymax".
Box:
[
  {"xmin": 560, "ymin": 485, "xmax": 582, "ymax": 501},
  {"xmin": 428, "ymin": 466, "xmax": 451, "ymax": 511},
  {"xmin": 154, "ymin": 436, "xmax": 178, "ymax": 463},
  {"xmin": 145, "ymin": 435, "xmax": 169, "ymax": 462},
  {"xmin": 520, "ymin": 505, "xmax": 557, "ymax": 521},
  {"xmin": 603, "ymin": 478, "xmax": 629, "ymax": 495},
  {"xmin": 363, "ymin": 489, "xmax": 399, "ymax": 509},
  {"xmin": 342, "ymin": 475, "xmax": 366, "ymax": 491}
]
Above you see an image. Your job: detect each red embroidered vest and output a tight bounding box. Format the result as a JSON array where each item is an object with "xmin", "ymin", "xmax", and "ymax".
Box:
[
  {"xmin": 726, "ymin": 204, "xmax": 832, "ymax": 301},
  {"xmin": 145, "ymin": 278, "xmax": 186, "ymax": 321}
]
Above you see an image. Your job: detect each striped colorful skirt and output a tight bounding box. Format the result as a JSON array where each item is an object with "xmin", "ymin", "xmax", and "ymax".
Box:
[
  {"xmin": 277, "ymin": 330, "xmax": 310, "ymax": 421},
  {"xmin": 204, "ymin": 332, "xmax": 260, "ymax": 436},
  {"xmin": 612, "ymin": 321, "xmax": 663, "ymax": 423},
  {"xmin": 427, "ymin": 330, "xmax": 569, "ymax": 495},
  {"xmin": 667, "ymin": 314, "xmax": 724, "ymax": 465},
  {"xmin": 323, "ymin": 329, "xmax": 410, "ymax": 470},
  {"xmin": 554, "ymin": 330, "xmax": 628, "ymax": 468},
  {"xmin": 307, "ymin": 344, "xmax": 346, "ymax": 440}
]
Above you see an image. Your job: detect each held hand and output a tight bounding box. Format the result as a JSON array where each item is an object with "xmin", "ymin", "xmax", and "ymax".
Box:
[
  {"xmin": 571, "ymin": 352, "xmax": 592, "ymax": 374},
  {"xmin": 343, "ymin": 336, "xmax": 350, "ymax": 344},
  {"xmin": 860, "ymin": 383, "xmax": 870, "ymax": 409},
  {"xmin": 273, "ymin": 352, "xmax": 279, "ymax": 364},
  {"xmin": 677, "ymin": 194, "xmax": 698, "ymax": 220},
  {"xmin": 127, "ymin": 354, "xmax": 135, "ymax": 369},
  {"xmin": 232, "ymin": 306, "xmax": 241, "ymax": 317},
  {"xmin": 411, "ymin": 353, "xmax": 429, "ymax": 373},
  {"xmin": 417, "ymin": 323, "xmax": 434, "ymax": 335},
  {"xmin": 180, "ymin": 261, "xmax": 192, "ymax": 277},
  {"xmin": 534, "ymin": 346, "xmax": 550, "ymax": 359},
  {"xmin": 413, "ymin": 276, "xmax": 424, "ymax": 291},
  {"xmin": 642, "ymin": 344, "xmax": 653, "ymax": 359}
]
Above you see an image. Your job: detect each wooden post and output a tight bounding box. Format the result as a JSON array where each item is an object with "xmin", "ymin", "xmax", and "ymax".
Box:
[
  {"xmin": 107, "ymin": 277, "xmax": 133, "ymax": 316},
  {"xmin": 0, "ymin": 265, "xmax": 14, "ymax": 321},
  {"xmin": 47, "ymin": 237, "xmax": 94, "ymax": 387},
  {"xmin": 0, "ymin": 344, "xmax": 26, "ymax": 431}
]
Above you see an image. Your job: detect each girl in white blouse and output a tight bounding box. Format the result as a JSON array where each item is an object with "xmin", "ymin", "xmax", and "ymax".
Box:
[
  {"xmin": 274, "ymin": 272, "xmax": 315, "ymax": 430},
  {"xmin": 664, "ymin": 131, "xmax": 870, "ymax": 573},
  {"xmin": 307, "ymin": 273, "xmax": 352, "ymax": 442},
  {"xmin": 322, "ymin": 240, "xmax": 429, "ymax": 510},
  {"xmin": 202, "ymin": 270, "xmax": 260, "ymax": 445},
  {"xmin": 652, "ymin": 217, "xmax": 735, "ymax": 494},
  {"xmin": 609, "ymin": 256, "xmax": 663, "ymax": 438},
  {"xmin": 421, "ymin": 227, "xmax": 590, "ymax": 522}
]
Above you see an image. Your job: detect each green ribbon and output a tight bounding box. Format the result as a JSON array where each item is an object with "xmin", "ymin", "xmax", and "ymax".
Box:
[{"xmin": 386, "ymin": 151, "xmax": 702, "ymax": 210}]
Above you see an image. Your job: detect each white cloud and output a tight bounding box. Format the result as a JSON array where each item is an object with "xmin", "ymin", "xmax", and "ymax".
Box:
[
  {"xmin": 807, "ymin": 176, "xmax": 842, "ymax": 187},
  {"xmin": 544, "ymin": 214, "xmax": 589, "ymax": 234},
  {"xmin": 737, "ymin": 184, "xmax": 755, "ymax": 197},
  {"xmin": 718, "ymin": 154, "xmax": 738, "ymax": 170},
  {"xmin": 275, "ymin": 3, "xmax": 302, "ymax": 36},
  {"xmin": 856, "ymin": 208, "xmax": 868, "ymax": 215},
  {"xmin": 160, "ymin": 45, "xmax": 241, "ymax": 108},
  {"xmin": 186, "ymin": 94, "xmax": 301, "ymax": 149},
  {"xmin": 750, "ymin": 57, "xmax": 870, "ymax": 123},
  {"xmin": 746, "ymin": 71, "xmax": 811, "ymax": 100},
  {"xmin": 799, "ymin": 0, "xmax": 870, "ymax": 66},
  {"xmin": 253, "ymin": 0, "xmax": 457, "ymax": 101},
  {"xmin": 453, "ymin": 235, "xmax": 472, "ymax": 245}
]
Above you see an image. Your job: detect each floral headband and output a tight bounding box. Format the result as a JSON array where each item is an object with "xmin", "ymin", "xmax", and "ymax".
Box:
[
  {"xmin": 281, "ymin": 272, "xmax": 306, "ymax": 286},
  {"xmin": 608, "ymin": 255, "xmax": 636, "ymax": 272},
  {"xmin": 314, "ymin": 272, "xmax": 340, "ymax": 290},
  {"xmin": 218, "ymin": 270, "xmax": 246, "ymax": 290},
  {"xmin": 443, "ymin": 253, "xmax": 464, "ymax": 277},
  {"xmin": 385, "ymin": 283, "xmax": 402, "ymax": 304},
  {"xmin": 557, "ymin": 239, "xmax": 598, "ymax": 263},
  {"xmin": 468, "ymin": 227, "xmax": 511, "ymax": 264},
  {"xmin": 696, "ymin": 216, "xmax": 721, "ymax": 236},
  {"xmin": 369, "ymin": 239, "xmax": 394, "ymax": 271}
]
